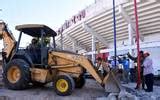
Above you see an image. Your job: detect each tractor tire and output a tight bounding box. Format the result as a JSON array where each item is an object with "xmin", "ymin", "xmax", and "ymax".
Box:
[
  {"xmin": 54, "ymin": 75, "xmax": 75, "ymax": 96},
  {"xmin": 3, "ymin": 59, "xmax": 30, "ymax": 90},
  {"xmin": 74, "ymin": 76, "xmax": 85, "ymax": 88}
]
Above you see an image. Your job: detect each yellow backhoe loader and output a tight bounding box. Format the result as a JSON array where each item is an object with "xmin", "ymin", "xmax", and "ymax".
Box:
[{"xmin": 0, "ymin": 21, "xmax": 122, "ymax": 96}]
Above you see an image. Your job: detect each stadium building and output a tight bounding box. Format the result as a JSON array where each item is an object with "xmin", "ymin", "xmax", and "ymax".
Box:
[{"xmin": 56, "ymin": 0, "xmax": 160, "ymax": 75}]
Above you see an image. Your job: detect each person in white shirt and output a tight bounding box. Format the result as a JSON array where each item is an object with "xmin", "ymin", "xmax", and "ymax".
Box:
[{"xmin": 143, "ymin": 52, "xmax": 154, "ymax": 92}]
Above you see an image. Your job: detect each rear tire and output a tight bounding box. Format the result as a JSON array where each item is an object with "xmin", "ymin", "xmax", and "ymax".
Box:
[
  {"xmin": 74, "ymin": 76, "xmax": 85, "ymax": 88},
  {"xmin": 54, "ymin": 75, "xmax": 75, "ymax": 96},
  {"xmin": 3, "ymin": 59, "xmax": 30, "ymax": 90}
]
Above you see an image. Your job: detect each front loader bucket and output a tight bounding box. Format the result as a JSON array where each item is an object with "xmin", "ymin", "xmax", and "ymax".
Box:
[{"xmin": 103, "ymin": 70, "xmax": 122, "ymax": 93}]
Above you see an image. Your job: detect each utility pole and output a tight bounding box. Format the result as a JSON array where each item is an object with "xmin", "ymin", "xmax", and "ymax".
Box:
[{"xmin": 134, "ymin": 0, "xmax": 141, "ymax": 89}]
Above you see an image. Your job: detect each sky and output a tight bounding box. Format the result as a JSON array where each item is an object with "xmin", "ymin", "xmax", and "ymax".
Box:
[{"xmin": 0, "ymin": 0, "xmax": 94, "ymax": 47}]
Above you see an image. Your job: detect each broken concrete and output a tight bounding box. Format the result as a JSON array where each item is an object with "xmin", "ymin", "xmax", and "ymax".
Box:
[{"xmin": 122, "ymin": 83, "xmax": 160, "ymax": 100}]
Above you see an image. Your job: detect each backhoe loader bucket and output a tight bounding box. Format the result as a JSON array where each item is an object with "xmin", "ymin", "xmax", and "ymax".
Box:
[{"xmin": 103, "ymin": 70, "xmax": 122, "ymax": 93}]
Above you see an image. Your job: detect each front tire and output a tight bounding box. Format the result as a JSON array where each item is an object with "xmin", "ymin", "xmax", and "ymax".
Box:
[
  {"xmin": 3, "ymin": 59, "xmax": 30, "ymax": 90},
  {"xmin": 54, "ymin": 75, "xmax": 75, "ymax": 96}
]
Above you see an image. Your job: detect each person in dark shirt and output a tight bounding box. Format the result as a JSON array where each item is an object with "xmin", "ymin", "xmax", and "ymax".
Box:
[
  {"xmin": 28, "ymin": 38, "xmax": 39, "ymax": 49},
  {"xmin": 127, "ymin": 51, "xmax": 145, "ymax": 89},
  {"xmin": 27, "ymin": 38, "xmax": 40, "ymax": 63}
]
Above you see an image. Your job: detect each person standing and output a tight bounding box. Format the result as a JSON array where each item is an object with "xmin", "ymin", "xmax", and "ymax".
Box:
[
  {"xmin": 96, "ymin": 57, "xmax": 110, "ymax": 77},
  {"xmin": 102, "ymin": 58, "xmax": 110, "ymax": 76},
  {"xmin": 127, "ymin": 51, "xmax": 145, "ymax": 89},
  {"xmin": 143, "ymin": 52, "xmax": 154, "ymax": 92},
  {"xmin": 122, "ymin": 56, "xmax": 130, "ymax": 83},
  {"xmin": 96, "ymin": 57, "xmax": 104, "ymax": 77},
  {"xmin": 111, "ymin": 57, "xmax": 119, "ymax": 69}
]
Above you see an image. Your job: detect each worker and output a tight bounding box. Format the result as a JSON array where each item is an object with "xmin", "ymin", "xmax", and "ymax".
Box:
[
  {"xmin": 96, "ymin": 57, "xmax": 103, "ymax": 77},
  {"xmin": 102, "ymin": 58, "xmax": 110, "ymax": 76},
  {"xmin": 96, "ymin": 57, "xmax": 110, "ymax": 77},
  {"xmin": 27, "ymin": 38, "xmax": 40, "ymax": 63},
  {"xmin": 28, "ymin": 38, "xmax": 39, "ymax": 49},
  {"xmin": 111, "ymin": 57, "xmax": 119, "ymax": 69},
  {"xmin": 127, "ymin": 51, "xmax": 145, "ymax": 89},
  {"xmin": 143, "ymin": 51, "xmax": 154, "ymax": 92},
  {"xmin": 122, "ymin": 56, "xmax": 130, "ymax": 83}
]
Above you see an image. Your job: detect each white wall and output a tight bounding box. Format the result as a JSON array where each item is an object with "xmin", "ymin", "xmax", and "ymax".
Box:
[{"xmin": 144, "ymin": 33, "xmax": 160, "ymax": 43}]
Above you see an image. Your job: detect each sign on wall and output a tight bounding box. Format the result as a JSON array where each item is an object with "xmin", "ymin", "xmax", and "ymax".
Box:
[{"xmin": 57, "ymin": 10, "xmax": 86, "ymax": 34}]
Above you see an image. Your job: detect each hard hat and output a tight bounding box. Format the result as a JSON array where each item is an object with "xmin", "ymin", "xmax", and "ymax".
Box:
[{"xmin": 144, "ymin": 51, "xmax": 150, "ymax": 56}]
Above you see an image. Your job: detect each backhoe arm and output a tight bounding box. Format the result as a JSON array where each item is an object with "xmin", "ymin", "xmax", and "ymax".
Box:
[
  {"xmin": 0, "ymin": 22, "xmax": 16, "ymax": 59},
  {"xmin": 50, "ymin": 51, "xmax": 122, "ymax": 93},
  {"xmin": 50, "ymin": 51, "xmax": 103, "ymax": 84}
]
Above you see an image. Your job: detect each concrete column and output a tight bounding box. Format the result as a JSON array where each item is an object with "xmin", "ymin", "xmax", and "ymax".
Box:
[
  {"xmin": 60, "ymin": 32, "xmax": 63, "ymax": 50},
  {"xmin": 128, "ymin": 23, "xmax": 134, "ymax": 68},
  {"xmin": 72, "ymin": 42, "xmax": 76, "ymax": 52},
  {"xmin": 92, "ymin": 35, "xmax": 96, "ymax": 65}
]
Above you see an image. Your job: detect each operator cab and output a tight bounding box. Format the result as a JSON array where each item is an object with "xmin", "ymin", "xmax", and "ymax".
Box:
[{"xmin": 15, "ymin": 24, "xmax": 57, "ymax": 67}]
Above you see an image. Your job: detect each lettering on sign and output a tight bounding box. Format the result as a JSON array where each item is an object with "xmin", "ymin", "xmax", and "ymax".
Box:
[{"xmin": 58, "ymin": 10, "xmax": 86, "ymax": 34}]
